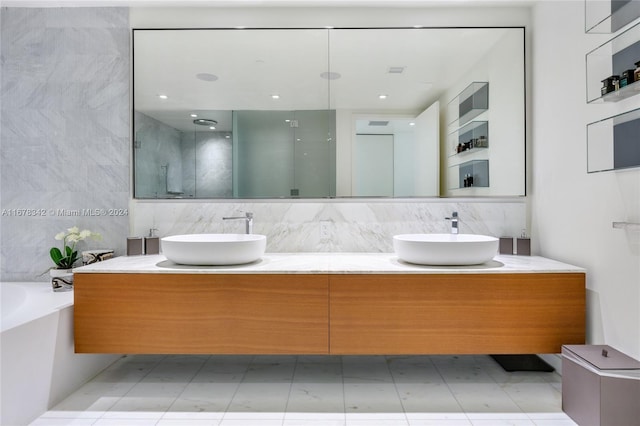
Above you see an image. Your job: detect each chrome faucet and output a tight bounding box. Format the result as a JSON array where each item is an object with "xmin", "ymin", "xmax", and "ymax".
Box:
[
  {"xmin": 223, "ymin": 212, "xmax": 254, "ymax": 234},
  {"xmin": 445, "ymin": 211, "xmax": 459, "ymax": 234}
]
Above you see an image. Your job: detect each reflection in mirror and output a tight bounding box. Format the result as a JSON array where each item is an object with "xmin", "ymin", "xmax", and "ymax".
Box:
[
  {"xmin": 133, "ymin": 27, "xmax": 525, "ymax": 199},
  {"xmin": 234, "ymin": 110, "xmax": 336, "ymax": 198}
]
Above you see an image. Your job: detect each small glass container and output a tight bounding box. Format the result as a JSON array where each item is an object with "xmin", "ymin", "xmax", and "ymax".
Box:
[
  {"xmin": 601, "ymin": 76, "xmax": 619, "ymax": 95},
  {"xmin": 620, "ymin": 69, "xmax": 635, "ymax": 87}
]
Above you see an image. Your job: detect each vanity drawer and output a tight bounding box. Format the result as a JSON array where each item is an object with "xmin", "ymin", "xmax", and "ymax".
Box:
[{"xmin": 75, "ymin": 273, "xmax": 329, "ymax": 354}]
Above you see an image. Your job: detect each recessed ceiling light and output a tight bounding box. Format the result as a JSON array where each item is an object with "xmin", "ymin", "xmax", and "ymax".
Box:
[
  {"xmin": 158, "ymin": 94, "xmax": 168, "ymax": 99},
  {"xmin": 324, "ymin": 26, "xmax": 334, "ymax": 29},
  {"xmin": 225, "ymin": 134, "xmax": 231, "ymax": 138},
  {"xmin": 320, "ymin": 71, "xmax": 341, "ymax": 80},
  {"xmin": 271, "ymin": 94, "xmax": 280, "ymax": 99},
  {"xmin": 209, "ymin": 126, "xmax": 216, "ymax": 130},
  {"xmin": 378, "ymin": 94, "xmax": 388, "ymax": 99},
  {"xmin": 190, "ymin": 113, "xmax": 198, "ymax": 118},
  {"xmin": 235, "ymin": 26, "xmax": 247, "ymax": 29},
  {"xmin": 196, "ymin": 73, "xmax": 218, "ymax": 82},
  {"xmin": 413, "ymin": 25, "xmax": 423, "ymax": 28},
  {"xmin": 285, "ymin": 119, "xmax": 291, "ymax": 123}
]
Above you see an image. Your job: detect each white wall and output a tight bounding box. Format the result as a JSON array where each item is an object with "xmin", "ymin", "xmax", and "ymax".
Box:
[
  {"xmin": 413, "ymin": 101, "xmax": 440, "ymax": 197},
  {"xmin": 531, "ymin": 2, "xmax": 640, "ymax": 359}
]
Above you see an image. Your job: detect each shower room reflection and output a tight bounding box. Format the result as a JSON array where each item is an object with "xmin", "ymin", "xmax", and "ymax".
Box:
[{"xmin": 133, "ymin": 110, "xmax": 336, "ymax": 198}]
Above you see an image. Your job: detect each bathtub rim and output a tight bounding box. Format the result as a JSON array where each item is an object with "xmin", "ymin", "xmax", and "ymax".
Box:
[{"xmin": 1, "ymin": 282, "xmax": 73, "ymax": 333}]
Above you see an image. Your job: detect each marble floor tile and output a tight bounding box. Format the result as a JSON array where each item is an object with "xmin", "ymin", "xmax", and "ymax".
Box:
[
  {"xmin": 387, "ymin": 356, "xmax": 444, "ymax": 384},
  {"xmin": 408, "ymin": 420, "xmax": 472, "ymax": 426},
  {"xmin": 30, "ymin": 355, "xmax": 572, "ymax": 426},
  {"xmin": 293, "ymin": 361, "xmax": 343, "ymax": 382},
  {"xmin": 447, "ymin": 383, "xmax": 523, "ymax": 413},
  {"xmin": 162, "ymin": 411, "xmax": 225, "ymax": 420},
  {"xmin": 283, "ymin": 420, "xmax": 346, "ymax": 426},
  {"xmin": 405, "ymin": 412, "xmax": 468, "ymax": 420},
  {"xmin": 469, "ymin": 420, "xmax": 535, "ymax": 426},
  {"xmin": 345, "ymin": 419, "xmax": 409, "ymax": 426},
  {"xmin": 156, "ymin": 419, "xmax": 219, "ymax": 426},
  {"xmin": 29, "ymin": 418, "xmax": 97, "ymax": 426},
  {"xmin": 532, "ymin": 420, "xmax": 578, "ymax": 426},
  {"xmin": 219, "ymin": 420, "xmax": 283, "ymax": 426},
  {"xmin": 500, "ymin": 382, "xmax": 562, "ymax": 413},
  {"xmin": 396, "ymin": 382, "xmax": 464, "ymax": 413},
  {"xmin": 345, "ymin": 412, "xmax": 408, "ymax": 420},
  {"xmin": 226, "ymin": 382, "xmax": 291, "ymax": 413},
  {"xmin": 284, "ymin": 412, "xmax": 346, "ymax": 421},
  {"xmin": 286, "ymin": 382, "xmax": 346, "ymax": 413},
  {"xmin": 344, "ymin": 382, "xmax": 404, "ymax": 413},
  {"xmin": 93, "ymin": 419, "xmax": 159, "ymax": 426}
]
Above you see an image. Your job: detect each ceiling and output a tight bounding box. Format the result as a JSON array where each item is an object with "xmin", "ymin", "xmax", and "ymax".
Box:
[{"xmin": 135, "ymin": 27, "xmax": 512, "ymax": 132}]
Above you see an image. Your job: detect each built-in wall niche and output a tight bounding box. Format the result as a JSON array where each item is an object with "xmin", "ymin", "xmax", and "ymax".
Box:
[
  {"xmin": 585, "ymin": 0, "xmax": 640, "ymax": 33},
  {"xmin": 587, "ymin": 107, "xmax": 640, "ymax": 173},
  {"xmin": 448, "ymin": 121, "xmax": 489, "ymax": 157},
  {"xmin": 447, "ymin": 159, "xmax": 489, "ymax": 190},
  {"xmin": 447, "ymin": 82, "xmax": 489, "ymax": 127},
  {"xmin": 586, "ymin": 20, "xmax": 640, "ymax": 103}
]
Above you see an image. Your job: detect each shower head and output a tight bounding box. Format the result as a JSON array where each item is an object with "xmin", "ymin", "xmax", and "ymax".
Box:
[{"xmin": 193, "ymin": 119, "xmax": 218, "ymax": 126}]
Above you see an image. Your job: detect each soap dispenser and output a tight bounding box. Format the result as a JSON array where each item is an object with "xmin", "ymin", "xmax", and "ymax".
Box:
[{"xmin": 144, "ymin": 228, "xmax": 160, "ymax": 255}]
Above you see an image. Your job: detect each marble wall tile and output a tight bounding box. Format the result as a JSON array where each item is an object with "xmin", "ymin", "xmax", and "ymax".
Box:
[
  {"xmin": 131, "ymin": 200, "xmax": 526, "ymax": 253},
  {"xmin": 0, "ymin": 7, "xmax": 130, "ymax": 281}
]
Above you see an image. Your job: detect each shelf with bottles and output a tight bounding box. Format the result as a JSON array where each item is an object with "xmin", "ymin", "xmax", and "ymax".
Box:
[
  {"xmin": 448, "ymin": 121, "xmax": 489, "ymax": 157},
  {"xmin": 448, "ymin": 159, "xmax": 489, "ymax": 190},
  {"xmin": 585, "ymin": 0, "xmax": 640, "ymax": 34},
  {"xmin": 447, "ymin": 82, "xmax": 489, "ymax": 127},
  {"xmin": 587, "ymin": 21, "xmax": 640, "ymax": 103},
  {"xmin": 587, "ymin": 106, "xmax": 640, "ymax": 173}
]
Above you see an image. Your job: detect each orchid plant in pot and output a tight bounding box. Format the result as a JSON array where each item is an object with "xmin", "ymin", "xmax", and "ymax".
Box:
[{"xmin": 49, "ymin": 226, "xmax": 101, "ymax": 292}]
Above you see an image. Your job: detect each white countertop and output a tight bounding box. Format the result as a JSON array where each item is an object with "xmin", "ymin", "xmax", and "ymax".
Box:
[{"xmin": 74, "ymin": 253, "xmax": 585, "ymax": 275}]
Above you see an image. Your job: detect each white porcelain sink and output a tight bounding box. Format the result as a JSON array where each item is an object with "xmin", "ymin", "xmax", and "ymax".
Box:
[
  {"xmin": 393, "ymin": 233, "xmax": 498, "ymax": 266},
  {"xmin": 161, "ymin": 234, "xmax": 267, "ymax": 266}
]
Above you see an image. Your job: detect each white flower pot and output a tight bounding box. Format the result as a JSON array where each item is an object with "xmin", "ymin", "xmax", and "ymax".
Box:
[{"xmin": 50, "ymin": 268, "xmax": 73, "ymax": 292}]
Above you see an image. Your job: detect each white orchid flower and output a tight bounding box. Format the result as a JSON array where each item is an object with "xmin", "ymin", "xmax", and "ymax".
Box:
[
  {"xmin": 54, "ymin": 232, "xmax": 66, "ymax": 240},
  {"xmin": 67, "ymin": 226, "xmax": 80, "ymax": 234},
  {"xmin": 66, "ymin": 234, "xmax": 81, "ymax": 243},
  {"xmin": 79, "ymin": 229, "xmax": 92, "ymax": 240}
]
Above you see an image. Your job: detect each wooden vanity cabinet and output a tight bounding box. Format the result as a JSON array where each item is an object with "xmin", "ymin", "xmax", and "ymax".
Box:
[
  {"xmin": 75, "ymin": 271, "xmax": 585, "ymax": 355},
  {"xmin": 74, "ymin": 273, "xmax": 329, "ymax": 354},
  {"xmin": 329, "ymin": 273, "xmax": 585, "ymax": 354}
]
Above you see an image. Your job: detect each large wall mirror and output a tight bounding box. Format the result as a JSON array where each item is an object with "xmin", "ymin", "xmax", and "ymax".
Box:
[{"xmin": 133, "ymin": 27, "xmax": 525, "ymax": 199}]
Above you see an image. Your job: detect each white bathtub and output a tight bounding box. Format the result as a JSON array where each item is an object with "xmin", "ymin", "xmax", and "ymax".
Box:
[{"xmin": 1, "ymin": 282, "xmax": 119, "ymax": 426}]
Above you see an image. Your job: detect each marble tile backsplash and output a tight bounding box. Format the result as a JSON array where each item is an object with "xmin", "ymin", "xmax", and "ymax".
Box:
[
  {"xmin": 131, "ymin": 200, "xmax": 527, "ymax": 253},
  {"xmin": 0, "ymin": 7, "xmax": 130, "ymax": 281}
]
